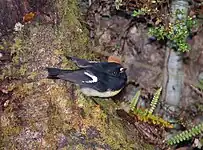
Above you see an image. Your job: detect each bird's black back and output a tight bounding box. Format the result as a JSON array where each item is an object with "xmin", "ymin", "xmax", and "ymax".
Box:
[{"xmin": 80, "ymin": 62, "xmax": 127, "ymax": 92}]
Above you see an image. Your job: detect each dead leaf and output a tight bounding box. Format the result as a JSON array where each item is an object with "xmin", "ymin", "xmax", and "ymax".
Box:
[
  {"xmin": 23, "ymin": 12, "xmax": 36, "ymax": 23},
  {"xmin": 108, "ymin": 56, "xmax": 121, "ymax": 64}
]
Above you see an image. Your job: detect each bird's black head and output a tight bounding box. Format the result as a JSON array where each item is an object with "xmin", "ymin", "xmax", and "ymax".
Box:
[{"xmin": 98, "ymin": 62, "xmax": 127, "ymax": 80}]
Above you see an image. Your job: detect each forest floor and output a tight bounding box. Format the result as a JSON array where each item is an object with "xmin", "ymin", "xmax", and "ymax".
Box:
[{"xmin": 0, "ymin": 0, "xmax": 203, "ymax": 149}]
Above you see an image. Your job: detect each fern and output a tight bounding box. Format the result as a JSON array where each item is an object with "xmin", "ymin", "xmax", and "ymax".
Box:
[
  {"xmin": 132, "ymin": 108, "xmax": 173, "ymax": 128},
  {"xmin": 130, "ymin": 87, "xmax": 172, "ymax": 128},
  {"xmin": 148, "ymin": 87, "xmax": 162, "ymax": 114},
  {"xmin": 167, "ymin": 123, "xmax": 203, "ymax": 145},
  {"xmin": 130, "ymin": 90, "xmax": 141, "ymax": 111}
]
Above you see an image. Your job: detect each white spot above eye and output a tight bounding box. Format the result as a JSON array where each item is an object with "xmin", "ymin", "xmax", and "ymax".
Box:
[
  {"xmin": 120, "ymin": 67, "xmax": 125, "ymax": 72},
  {"xmin": 82, "ymin": 72, "xmax": 98, "ymax": 83}
]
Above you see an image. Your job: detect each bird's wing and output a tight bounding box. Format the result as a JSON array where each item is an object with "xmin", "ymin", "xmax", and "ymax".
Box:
[
  {"xmin": 57, "ymin": 69, "xmax": 98, "ymax": 85},
  {"xmin": 66, "ymin": 56, "xmax": 98, "ymax": 68},
  {"xmin": 82, "ymin": 73, "xmax": 125, "ymax": 92},
  {"xmin": 80, "ymin": 71, "xmax": 110, "ymax": 92}
]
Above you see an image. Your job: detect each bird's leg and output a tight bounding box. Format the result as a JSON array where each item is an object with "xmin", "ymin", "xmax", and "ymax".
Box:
[{"xmin": 126, "ymin": 80, "xmax": 139, "ymax": 87}]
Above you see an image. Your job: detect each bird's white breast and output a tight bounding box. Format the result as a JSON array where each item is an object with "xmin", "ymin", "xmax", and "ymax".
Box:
[{"xmin": 80, "ymin": 87, "xmax": 122, "ymax": 97}]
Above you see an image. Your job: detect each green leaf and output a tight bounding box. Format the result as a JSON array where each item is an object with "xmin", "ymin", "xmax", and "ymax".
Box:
[{"xmin": 130, "ymin": 90, "xmax": 141, "ymax": 111}]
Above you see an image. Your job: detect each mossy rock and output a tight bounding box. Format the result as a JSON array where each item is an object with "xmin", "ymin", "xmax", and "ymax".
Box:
[{"xmin": 0, "ymin": 0, "xmax": 154, "ymax": 149}]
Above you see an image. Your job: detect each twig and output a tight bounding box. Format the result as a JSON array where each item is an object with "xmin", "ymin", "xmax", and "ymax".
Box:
[{"xmin": 189, "ymin": 84, "xmax": 203, "ymax": 97}]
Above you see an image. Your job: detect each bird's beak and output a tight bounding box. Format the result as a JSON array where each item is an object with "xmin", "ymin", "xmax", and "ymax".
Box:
[
  {"xmin": 120, "ymin": 68, "xmax": 127, "ymax": 72},
  {"xmin": 123, "ymin": 68, "xmax": 127, "ymax": 71}
]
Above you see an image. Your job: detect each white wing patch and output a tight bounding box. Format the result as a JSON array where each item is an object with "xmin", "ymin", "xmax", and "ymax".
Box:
[{"xmin": 82, "ymin": 71, "xmax": 98, "ymax": 83}]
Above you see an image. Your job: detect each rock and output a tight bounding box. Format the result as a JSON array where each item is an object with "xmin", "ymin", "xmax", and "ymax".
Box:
[
  {"xmin": 198, "ymin": 72, "xmax": 203, "ymax": 81},
  {"xmin": 197, "ymin": 51, "xmax": 203, "ymax": 66}
]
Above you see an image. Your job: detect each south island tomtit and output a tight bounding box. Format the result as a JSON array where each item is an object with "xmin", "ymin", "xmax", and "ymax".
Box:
[{"xmin": 46, "ymin": 56, "xmax": 127, "ymax": 97}]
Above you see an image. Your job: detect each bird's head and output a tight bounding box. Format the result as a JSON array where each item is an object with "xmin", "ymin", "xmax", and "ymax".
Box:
[{"xmin": 105, "ymin": 62, "xmax": 127, "ymax": 80}]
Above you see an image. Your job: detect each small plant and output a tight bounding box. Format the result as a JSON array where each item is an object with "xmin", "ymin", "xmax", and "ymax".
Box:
[
  {"xmin": 130, "ymin": 87, "xmax": 173, "ymax": 128},
  {"xmin": 132, "ymin": 7, "xmax": 153, "ymax": 17},
  {"xmin": 167, "ymin": 123, "xmax": 203, "ymax": 145},
  {"xmin": 132, "ymin": 9, "xmax": 146, "ymax": 17},
  {"xmin": 115, "ymin": 0, "xmax": 123, "ymax": 10},
  {"xmin": 147, "ymin": 87, "xmax": 162, "ymax": 114},
  {"xmin": 148, "ymin": 10, "xmax": 197, "ymax": 52},
  {"xmin": 130, "ymin": 90, "xmax": 141, "ymax": 111},
  {"xmin": 132, "ymin": 108, "xmax": 173, "ymax": 128},
  {"xmin": 149, "ymin": 26, "xmax": 167, "ymax": 40}
]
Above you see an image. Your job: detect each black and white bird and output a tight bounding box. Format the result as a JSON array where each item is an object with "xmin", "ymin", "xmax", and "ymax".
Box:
[{"xmin": 46, "ymin": 56, "xmax": 127, "ymax": 97}]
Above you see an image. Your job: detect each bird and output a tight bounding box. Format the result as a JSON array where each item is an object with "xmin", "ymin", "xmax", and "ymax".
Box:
[{"xmin": 46, "ymin": 56, "xmax": 127, "ymax": 97}]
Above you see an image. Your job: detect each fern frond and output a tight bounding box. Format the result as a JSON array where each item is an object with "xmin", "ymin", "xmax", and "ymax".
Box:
[
  {"xmin": 148, "ymin": 87, "xmax": 162, "ymax": 114},
  {"xmin": 167, "ymin": 123, "xmax": 203, "ymax": 145},
  {"xmin": 133, "ymin": 108, "xmax": 173, "ymax": 128},
  {"xmin": 130, "ymin": 90, "xmax": 141, "ymax": 111}
]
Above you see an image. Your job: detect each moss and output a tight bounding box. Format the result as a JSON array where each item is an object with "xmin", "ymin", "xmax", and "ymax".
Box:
[
  {"xmin": 75, "ymin": 94, "xmax": 135, "ymax": 149},
  {"xmin": 13, "ymin": 82, "xmax": 34, "ymax": 98},
  {"xmin": 27, "ymin": 71, "xmax": 38, "ymax": 80},
  {"xmin": 0, "ymin": 108, "xmax": 23, "ymax": 149},
  {"xmin": 0, "ymin": 36, "xmax": 30, "ymax": 81},
  {"xmin": 40, "ymin": 84, "xmax": 136, "ymax": 149},
  {"xmin": 18, "ymin": 64, "xmax": 28, "ymax": 77},
  {"xmin": 47, "ymin": 103, "xmax": 64, "ymax": 133},
  {"xmin": 2, "ymin": 125, "xmax": 21, "ymax": 137},
  {"xmin": 0, "ymin": 44, "xmax": 4, "ymax": 50},
  {"xmin": 75, "ymin": 144, "xmax": 85, "ymax": 150},
  {"xmin": 57, "ymin": 0, "xmax": 99, "ymax": 68},
  {"xmin": 0, "ymin": 0, "xmax": 154, "ymax": 149}
]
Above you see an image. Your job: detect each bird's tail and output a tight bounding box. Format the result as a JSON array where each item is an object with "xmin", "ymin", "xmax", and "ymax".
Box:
[{"xmin": 46, "ymin": 67, "xmax": 72, "ymax": 79}]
